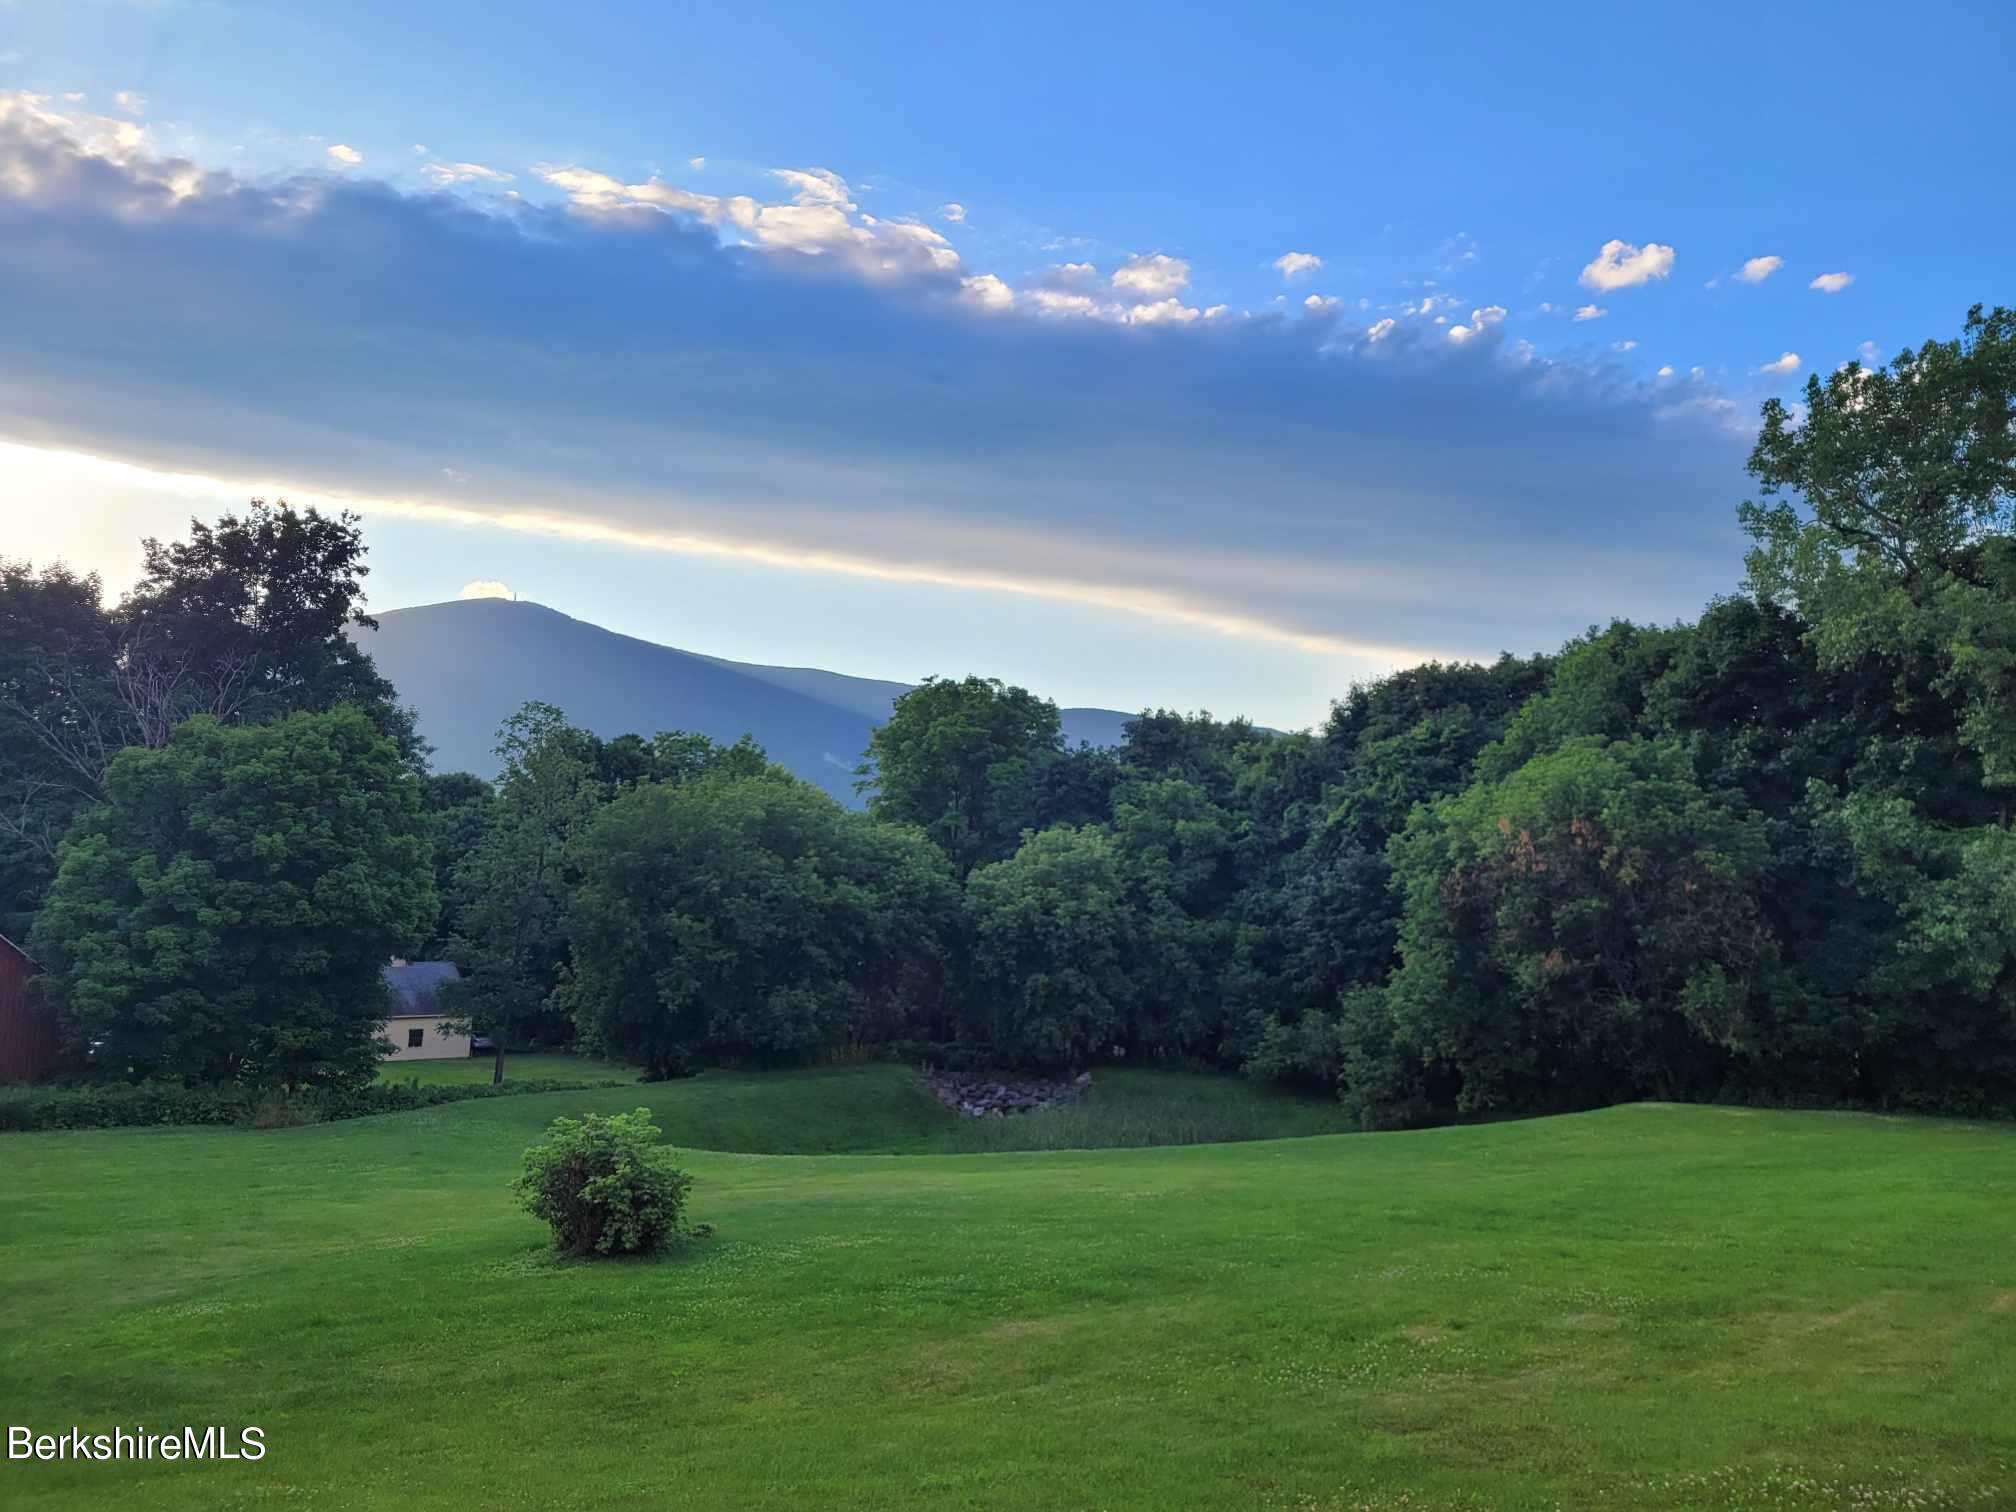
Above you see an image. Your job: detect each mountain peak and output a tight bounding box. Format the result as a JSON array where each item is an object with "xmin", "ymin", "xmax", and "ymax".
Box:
[{"xmin": 356, "ymin": 600, "xmax": 1134, "ymax": 798}]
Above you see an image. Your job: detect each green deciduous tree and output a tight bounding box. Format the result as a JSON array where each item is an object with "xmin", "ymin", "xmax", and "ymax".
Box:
[
  {"xmin": 965, "ymin": 825, "xmax": 1135, "ymax": 1066},
  {"xmin": 122, "ymin": 499, "xmax": 415, "ymax": 755},
  {"xmin": 566, "ymin": 769, "xmax": 957, "ymax": 1078},
  {"xmin": 1358, "ymin": 737, "xmax": 1773, "ymax": 1124},
  {"xmin": 1742, "ymin": 305, "xmax": 2016, "ymax": 784},
  {"xmin": 858, "ymin": 676, "xmax": 1062, "ymax": 877},
  {"xmin": 0, "ymin": 560, "xmax": 114, "ymax": 935},
  {"xmin": 1, "ymin": 503, "xmax": 414, "ymax": 933},
  {"xmin": 444, "ymin": 703, "xmax": 601, "ymax": 1083},
  {"xmin": 29, "ymin": 709, "xmax": 434, "ymax": 1088}
]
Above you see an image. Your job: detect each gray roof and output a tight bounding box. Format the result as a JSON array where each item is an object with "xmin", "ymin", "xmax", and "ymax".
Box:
[{"xmin": 382, "ymin": 961, "xmax": 462, "ymax": 1016}]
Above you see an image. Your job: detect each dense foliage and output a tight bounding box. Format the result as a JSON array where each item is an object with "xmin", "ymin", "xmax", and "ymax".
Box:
[
  {"xmin": 29, "ymin": 710, "xmax": 435, "ymax": 1089},
  {"xmin": 564, "ymin": 770, "xmax": 957, "ymax": 1078},
  {"xmin": 8, "ymin": 307, "xmax": 2016, "ymax": 1128},
  {"xmin": 0, "ymin": 502, "xmax": 412, "ymax": 937},
  {"xmin": 513, "ymin": 1108, "xmax": 696, "ymax": 1257}
]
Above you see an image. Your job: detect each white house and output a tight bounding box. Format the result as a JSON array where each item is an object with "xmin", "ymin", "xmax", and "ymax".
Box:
[{"xmin": 379, "ymin": 960, "xmax": 471, "ymax": 1061}]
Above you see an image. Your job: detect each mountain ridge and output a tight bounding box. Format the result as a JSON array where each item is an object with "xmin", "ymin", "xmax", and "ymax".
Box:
[{"xmin": 353, "ymin": 598, "xmax": 1137, "ymax": 803}]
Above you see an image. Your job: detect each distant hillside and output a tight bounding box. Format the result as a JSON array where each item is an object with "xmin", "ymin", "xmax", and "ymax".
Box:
[{"xmin": 354, "ymin": 599, "xmax": 1138, "ymax": 803}]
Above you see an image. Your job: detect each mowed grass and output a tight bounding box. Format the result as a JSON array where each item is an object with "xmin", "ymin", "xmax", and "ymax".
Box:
[
  {"xmin": 2, "ymin": 1070, "xmax": 2013, "ymax": 1510},
  {"xmin": 374, "ymin": 1051, "xmax": 642, "ymax": 1087}
]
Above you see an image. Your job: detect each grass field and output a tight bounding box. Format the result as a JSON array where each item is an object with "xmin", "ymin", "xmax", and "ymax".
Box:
[
  {"xmin": 374, "ymin": 1052, "xmax": 642, "ymax": 1087},
  {"xmin": 3, "ymin": 1067, "xmax": 2013, "ymax": 1510}
]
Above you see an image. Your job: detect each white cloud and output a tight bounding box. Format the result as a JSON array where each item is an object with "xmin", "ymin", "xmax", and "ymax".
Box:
[
  {"xmin": 1810, "ymin": 271, "xmax": 1855, "ymax": 294},
  {"xmin": 1304, "ymin": 293, "xmax": 1340, "ymax": 312},
  {"xmin": 1127, "ymin": 297, "xmax": 1201, "ymax": 326},
  {"xmin": 1447, "ymin": 306, "xmax": 1506, "ymax": 344},
  {"xmin": 327, "ymin": 144, "xmax": 362, "ymax": 167},
  {"xmin": 540, "ymin": 163, "xmax": 959, "ymax": 274},
  {"xmin": 1656, "ymin": 364, "xmax": 1675, "ymax": 377},
  {"xmin": 458, "ymin": 580, "xmax": 514, "ymax": 600},
  {"xmin": 112, "ymin": 91, "xmax": 145, "ymax": 116},
  {"xmin": 424, "ymin": 160, "xmax": 512, "ymax": 185},
  {"xmin": 1760, "ymin": 351, "xmax": 1802, "ymax": 376},
  {"xmin": 1202, "ymin": 305, "xmax": 1228, "ymax": 319},
  {"xmin": 770, "ymin": 166, "xmax": 853, "ymax": 208},
  {"xmin": 1273, "ymin": 251, "xmax": 1323, "ymax": 279},
  {"xmin": 0, "ymin": 91, "xmax": 151, "ymax": 170},
  {"xmin": 960, "ymin": 273, "xmax": 1013, "ymax": 311},
  {"xmin": 1028, "ymin": 289, "xmax": 1107, "ymax": 318},
  {"xmin": 1734, "ymin": 255, "xmax": 1783, "ymax": 284},
  {"xmin": 1613, "ymin": 339, "xmax": 1638, "ymax": 352},
  {"xmin": 1857, "ymin": 339, "xmax": 1881, "ymax": 366},
  {"xmin": 1111, "ymin": 253, "xmax": 1189, "ymax": 300},
  {"xmin": 1573, "ymin": 304, "xmax": 1607, "ymax": 322},
  {"xmin": 939, "ymin": 202, "xmax": 966, "ymax": 223},
  {"xmin": 1579, "ymin": 238, "xmax": 1676, "ymax": 292},
  {"xmin": 688, "ymin": 156, "xmax": 706, "ymax": 170},
  {"xmin": 1364, "ymin": 317, "xmax": 1396, "ymax": 343},
  {"xmin": 411, "ymin": 144, "xmax": 429, "ymax": 155}
]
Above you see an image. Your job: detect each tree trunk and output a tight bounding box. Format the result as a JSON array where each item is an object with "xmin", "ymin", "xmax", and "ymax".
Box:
[{"xmin": 492, "ymin": 1024, "xmax": 507, "ymax": 1086}]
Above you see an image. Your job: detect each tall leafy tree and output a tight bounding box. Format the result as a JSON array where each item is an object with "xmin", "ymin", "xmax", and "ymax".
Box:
[
  {"xmin": 858, "ymin": 676, "xmax": 1062, "ymax": 876},
  {"xmin": 29, "ymin": 710, "xmax": 434, "ymax": 1088},
  {"xmin": 444, "ymin": 703, "xmax": 601, "ymax": 1083},
  {"xmin": 1, "ymin": 503, "xmax": 414, "ymax": 931},
  {"xmin": 1357, "ymin": 737, "xmax": 1773, "ymax": 1125},
  {"xmin": 566, "ymin": 769, "xmax": 957, "ymax": 1078},
  {"xmin": 121, "ymin": 499, "xmax": 414, "ymax": 754},
  {"xmin": 965, "ymin": 826, "xmax": 1136, "ymax": 1066},
  {"xmin": 0, "ymin": 561, "xmax": 115, "ymax": 934},
  {"xmin": 415, "ymin": 770, "xmax": 493, "ymax": 958},
  {"xmin": 1742, "ymin": 305, "xmax": 2016, "ymax": 784}
]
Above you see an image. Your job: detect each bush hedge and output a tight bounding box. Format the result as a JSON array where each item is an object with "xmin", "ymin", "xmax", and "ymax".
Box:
[
  {"xmin": 0, "ymin": 1075, "xmax": 628, "ymax": 1133},
  {"xmin": 514, "ymin": 1108, "xmax": 697, "ymax": 1257}
]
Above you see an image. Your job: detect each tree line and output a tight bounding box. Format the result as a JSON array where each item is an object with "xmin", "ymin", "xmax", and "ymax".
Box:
[{"xmin": 5, "ymin": 305, "xmax": 2013, "ymax": 1125}]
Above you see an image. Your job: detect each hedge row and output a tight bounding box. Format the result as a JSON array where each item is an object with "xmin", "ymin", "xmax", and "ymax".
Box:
[{"xmin": 0, "ymin": 1075, "xmax": 629, "ymax": 1132}]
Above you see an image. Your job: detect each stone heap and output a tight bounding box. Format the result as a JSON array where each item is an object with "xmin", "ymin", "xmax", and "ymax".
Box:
[{"xmin": 920, "ymin": 1068, "xmax": 1092, "ymax": 1118}]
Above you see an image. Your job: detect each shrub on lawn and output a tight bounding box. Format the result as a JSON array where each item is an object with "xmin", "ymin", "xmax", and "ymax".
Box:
[{"xmin": 514, "ymin": 1108, "xmax": 696, "ymax": 1257}]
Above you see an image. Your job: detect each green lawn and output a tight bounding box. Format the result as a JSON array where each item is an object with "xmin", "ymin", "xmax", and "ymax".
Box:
[
  {"xmin": 374, "ymin": 1051, "xmax": 642, "ymax": 1087},
  {"xmin": 2, "ymin": 1068, "xmax": 2013, "ymax": 1510}
]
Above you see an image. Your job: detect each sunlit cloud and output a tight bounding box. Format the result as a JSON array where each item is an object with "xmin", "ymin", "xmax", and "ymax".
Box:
[
  {"xmin": 1579, "ymin": 239, "xmax": 1675, "ymax": 292},
  {"xmin": 0, "ymin": 91, "xmax": 1758, "ymax": 663}
]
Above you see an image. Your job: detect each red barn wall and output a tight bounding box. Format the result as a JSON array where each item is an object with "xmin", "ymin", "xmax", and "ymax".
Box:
[{"xmin": 0, "ymin": 937, "xmax": 59, "ymax": 1082}]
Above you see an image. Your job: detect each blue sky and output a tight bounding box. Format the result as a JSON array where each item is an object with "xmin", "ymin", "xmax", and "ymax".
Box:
[{"xmin": 2, "ymin": 0, "xmax": 2009, "ymax": 728}]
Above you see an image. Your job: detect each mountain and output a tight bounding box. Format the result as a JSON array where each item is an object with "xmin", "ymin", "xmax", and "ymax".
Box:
[{"xmin": 354, "ymin": 599, "xmax": 1138, "ymax": 803}]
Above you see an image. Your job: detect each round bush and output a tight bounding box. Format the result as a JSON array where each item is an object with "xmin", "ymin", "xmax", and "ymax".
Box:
[{"xmin": 513, "ymin": 1108, "xmax": 694, "ymax": 1257}]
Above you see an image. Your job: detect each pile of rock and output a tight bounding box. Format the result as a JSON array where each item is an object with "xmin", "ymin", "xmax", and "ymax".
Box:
[{"xmin": 920, "ymin": 1068, "xmax": 1092, "ymax": 1118}]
